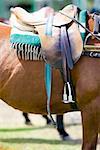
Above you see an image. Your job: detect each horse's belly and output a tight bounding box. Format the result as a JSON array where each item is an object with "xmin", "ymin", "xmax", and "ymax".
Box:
[
  {"xmin": 0, "ymin": 58, "xmax": 70, "ymax": 114},
  {"xmin": 0, "ymin": 59, "xmax": 47, "ymax": 112}
]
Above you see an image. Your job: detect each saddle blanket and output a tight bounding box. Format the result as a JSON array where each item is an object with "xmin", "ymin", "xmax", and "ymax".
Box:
[
  {"xmin": 10, "ymin": 27, "xmax": 44, "ymax": 61},
  {"xmin": 10, "ymin": 27, "xmax": 52, "ymax": 111}
]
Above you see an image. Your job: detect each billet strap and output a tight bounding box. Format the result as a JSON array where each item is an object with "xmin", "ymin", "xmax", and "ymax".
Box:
[
  {"xmin": 45, "ymin": 64, "xmax": 53, "ymax": 116},
  {"xmin": 45, "ymin": 14, "xmax": 56, "ymax": 125}
]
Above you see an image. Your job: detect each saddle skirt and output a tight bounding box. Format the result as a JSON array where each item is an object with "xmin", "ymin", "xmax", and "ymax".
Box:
[{"xmin": 10, "ymin": 4, "xmax": 83, "ymax": 66}]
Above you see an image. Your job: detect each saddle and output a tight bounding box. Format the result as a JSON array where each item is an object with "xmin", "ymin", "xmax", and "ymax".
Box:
[
  {"xmin": 10, "ymin": 7, "xmax": 54, "ymax": 27},
  {"xmin": 9, "ymin": 5, "xmax": 85, "ymax": 118},
  {"xmin": 10, "ymin": 5, "xmax": 83, "ymax": 65},
  {"xmin": 10, "ymin": 5, "xmax": 77, "ymax": 26}
]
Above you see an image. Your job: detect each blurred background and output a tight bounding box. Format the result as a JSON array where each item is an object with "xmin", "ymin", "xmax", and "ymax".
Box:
[{"xmin": 0, "ymin": 0, "xmax": 100, "ymax": 19}]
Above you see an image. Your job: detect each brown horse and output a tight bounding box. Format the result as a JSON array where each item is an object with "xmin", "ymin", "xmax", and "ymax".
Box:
[{"xmin": 0, "ymin": 15, "xmax": 100, "ymax": 150}]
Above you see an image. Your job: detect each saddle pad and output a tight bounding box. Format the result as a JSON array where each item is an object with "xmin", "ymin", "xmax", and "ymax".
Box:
[{"xmin": 10, "ymin": 27, "xmax": 44, "ymax": 61}]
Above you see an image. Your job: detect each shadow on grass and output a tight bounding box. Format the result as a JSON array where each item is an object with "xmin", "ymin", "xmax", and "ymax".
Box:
[
  {"xmin": 0, "ymin": 124, "xmax": 81, "ymax": 132},
  {"xmin": 0, "ymin": 138, "xmax": 82, "ymax": 145},
  {"xmin": 0, "ymin": 124, "xmax": 80, "ymax": 132},
  {"xmin": 0, "ymin": 126, "xmax": 51, "ymax": 132},
  {"xmin": 0, "ymin": 138, "xmax": 100, "ymax": 146}
]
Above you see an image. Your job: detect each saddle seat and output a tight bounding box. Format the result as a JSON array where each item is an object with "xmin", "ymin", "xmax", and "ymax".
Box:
[
  {"xmin": 10, "ymin": 7, "xmax": 54, "ymax": 26},
  {"xmin": 10, "ymin": 5, "xmax": 77, "ymax": 27}
]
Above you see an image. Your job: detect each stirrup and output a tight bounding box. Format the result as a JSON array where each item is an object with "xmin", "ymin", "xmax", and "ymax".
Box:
[{"xmin": 63, "ymin": 82, "xmax": 75, "ymax": 104}]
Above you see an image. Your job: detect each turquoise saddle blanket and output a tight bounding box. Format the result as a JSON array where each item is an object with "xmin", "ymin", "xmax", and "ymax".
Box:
[
  {"xmin": 10, "ymin": 27, "xmax": 52, "ymax": 106},
  {"xmin": 10, "ymin": 34, "xmax": 41, "ymax": 46}
]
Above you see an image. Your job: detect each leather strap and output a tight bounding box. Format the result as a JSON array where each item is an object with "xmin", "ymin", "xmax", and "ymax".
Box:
[
  {"xmin": 45, "ymin": 63, "xmax": 52, "ymax": 115},
  {"xmin": 61, "ymin": 26, "xmax": 73, "ymax": 70},
  {"xmin": 45, "ymin": 14, "xmax": 56, "ymax": 125},
  {"xmin": 60, "ymin": 26, "xmax": 78, "ymax": 108}
]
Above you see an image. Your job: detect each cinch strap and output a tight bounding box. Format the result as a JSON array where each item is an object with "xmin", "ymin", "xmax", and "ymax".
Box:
[{"xmin": 45, "ymin": 14, "xmax": 56, "ymax": 125}]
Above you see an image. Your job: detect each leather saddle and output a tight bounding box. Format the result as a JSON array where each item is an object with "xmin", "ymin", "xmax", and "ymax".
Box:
[
  {"xmin": 10, "ymin": 5, "xmax": 77, "ymax": 26},
  {"xmin": 10, "ymin": 4, "xmax": 83, "ymax": 65},
  {"xmin": 10, "ymin": 5, "xmax": 83, "ymax": 106}
]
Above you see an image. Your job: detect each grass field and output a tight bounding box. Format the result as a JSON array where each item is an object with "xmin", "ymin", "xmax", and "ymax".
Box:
[
  {"xmin": 0, "ymin": 124, "xmax": 99, "ymax": 150},
  {"xmin": 0, "ymin": 101, "xmax": 99, "ymax": 150},
  {"xmin": 0, "ymin": 125, "xmax": 82, "ymax": 150}
]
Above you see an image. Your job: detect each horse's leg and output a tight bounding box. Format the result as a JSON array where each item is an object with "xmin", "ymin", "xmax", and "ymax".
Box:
[
  {"xmin": 42, "ymin": 115, "xmax": 52, "ymax": 125},
  {"xmin": 81, "ymin": 106, "xmax": 98, "ymax": 150},
  {"xmin": 22, "ymin": 112, "xmax": 32, "ymax": 125},
  {"xmin": 56, "ymin": 115, "xmax": 70, "ymax": 140}
]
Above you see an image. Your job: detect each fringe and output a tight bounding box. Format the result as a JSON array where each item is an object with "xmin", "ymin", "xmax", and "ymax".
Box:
[{"xmin": 11, "ymin": 43, "xmax": 44, "ymax": 61}]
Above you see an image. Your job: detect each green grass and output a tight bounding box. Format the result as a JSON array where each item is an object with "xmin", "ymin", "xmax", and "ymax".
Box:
[{"xmin": 0, "ymin": 125, "xmax": 99, "ymax": 150}]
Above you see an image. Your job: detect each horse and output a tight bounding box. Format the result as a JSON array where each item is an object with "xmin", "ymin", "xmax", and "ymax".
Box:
[
  {"xmin": 0, "ymin": 6, "xmax": 100, "ymax": 150},
  {"xmin": 0, "ymin": 18, "xmax": 70, "ymax": 141}
]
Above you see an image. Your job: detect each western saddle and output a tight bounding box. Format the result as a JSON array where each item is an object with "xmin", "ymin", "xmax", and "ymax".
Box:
[
  {"xmin": 10, "ymin": 5, "xmax": 77, "ymax": 27},
  {"xmin": 10, "ymin": 4, "xmax": 83, "ymax": 65}
]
